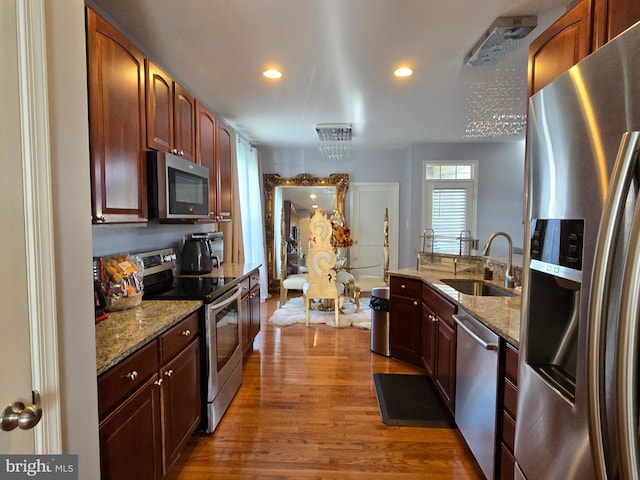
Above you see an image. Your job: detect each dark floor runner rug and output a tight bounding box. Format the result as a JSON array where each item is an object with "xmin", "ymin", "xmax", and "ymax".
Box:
[{"xmin": 373, "ymin": 373, "xmax": 455, "ymax": 428}]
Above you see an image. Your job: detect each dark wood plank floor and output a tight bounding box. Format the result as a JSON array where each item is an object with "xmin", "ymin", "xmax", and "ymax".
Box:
[{"xmin": 167, "ymin": 294, "xmax": 483, "ymax": 479}]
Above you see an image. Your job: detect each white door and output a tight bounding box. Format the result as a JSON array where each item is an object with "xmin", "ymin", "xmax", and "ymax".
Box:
[
  {"xmin": 349, "ymin": 183, "xmax": 399, "ymax": 277},
  {"xmin": 1, "ymin": 0, "xmax": 60, "ymax": 453}
]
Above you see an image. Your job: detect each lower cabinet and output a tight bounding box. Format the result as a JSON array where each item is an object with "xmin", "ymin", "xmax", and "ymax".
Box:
[
  {"xmin": 241, "ymin": 269, "xmax": 261, "ymax": 358},
  {"xmin": 98, "ymin": 311, "xmax": 201, "ymax": 479},
  {"xmin": 389, "ymin": 276, "xmax": 422, "ymax": 367},
  {"xmin": 422, "ymin": 282, "xmax": 457, "ymax": 414},
  {"xmin": 496, "ymin": 340, "xmax": 519, "ymax": 480}
]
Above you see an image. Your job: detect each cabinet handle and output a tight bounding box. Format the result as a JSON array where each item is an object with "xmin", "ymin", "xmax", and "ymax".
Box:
[
  {"xmin": 0, "ymin": 390, "xmax": 42, "ymax": 431},
  {"xmin": 401, "ymin": 284, "xmax": 406, "ymax": 289},
  {"xmin": 178, "ymin": 150, "xmax": 184, "ymax": 156},
  {"xmin": 413, "ymin": 301, "xmax": 418, "ymax": 307},
  {"xmin": 164, "ymin": 370, "xmax": 174, "ymax": 378},
  {"xmin": 154, "ymin": 379, "xmax": 163, "ymax": 387},
  {"xmin": 171, "ymin": 148, "xmax": 178, "ymax": 154},
  {"xmin": 126, "ymin": 371, "xmax": 138, "ymax": 381},
  {"xmin": 95, "ymin": 215, "xmax": 106, "ymax": 223},
  {"xmin": 181, "ymin": 329, "xmax": 191, "ymax": 337}
]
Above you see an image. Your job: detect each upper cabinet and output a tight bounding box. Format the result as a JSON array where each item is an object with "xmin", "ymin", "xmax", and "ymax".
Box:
[
  {"xmin": 529, "ymin": 0, "xmax": 640, "ymax": 96},
  {"xmin": 528, "ymin": 0, "xmax": 592, "ymax": 96},
  {"xmin": 215, "ymin": 120, "xmax": 233, "ymax": 221},
  {"xmin": 146, "ymin": 60, "xmax": 196, "ymax": 162},
  {"xmin": 86, "ymin": 7, "xmax": 148, "ymax": 224},
  {"xmin": 195, "ymin": 99, "xmax": 233, "ymax": 221},
  {"xmin": 593, "ymin": 0, "xmax": 640, "ymax": 48}
]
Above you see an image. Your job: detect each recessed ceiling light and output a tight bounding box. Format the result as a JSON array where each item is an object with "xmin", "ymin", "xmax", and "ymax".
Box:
[
  {"xmin": 310, "ymin": 193, "xmax": 317, "ymax": 199},
  {"xmin": 394, "ymin": 67, "xmax": 413, "ymax": 78},
  {"xmin": 263, "ymin": 68, "xmax": 282, "ymax": 79}
]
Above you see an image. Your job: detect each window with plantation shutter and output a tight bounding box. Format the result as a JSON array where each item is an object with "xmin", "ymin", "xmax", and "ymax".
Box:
[{"xmin": 423, "ymin": 162, "xmax": 477, "ymax": 254}]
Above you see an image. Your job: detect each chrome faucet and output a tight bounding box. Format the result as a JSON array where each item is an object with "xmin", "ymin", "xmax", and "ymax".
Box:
[{"xmin": 482, "ymin": 231, "xmax": 514, "ymax": 288}]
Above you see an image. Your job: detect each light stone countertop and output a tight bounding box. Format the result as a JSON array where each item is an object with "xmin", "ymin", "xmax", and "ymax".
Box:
[
  {"xmin": 388, "ymin": 266, "xmax": 521, "ymax": 347},
  {"xmin": 95, "ymin": 263, "xmax": 260, "ymax": 377},
  {"xmin": 95, "ymin": 300, "xmax": 202, "ymax": 376}
]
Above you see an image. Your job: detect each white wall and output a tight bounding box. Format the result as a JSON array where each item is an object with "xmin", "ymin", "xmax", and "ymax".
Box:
[
  {"xmin": 262, "ymin": 140, "xmax": 525, "ymax": 267},
  {"xmin": 46, "ymin": 2, "xmax": 100, "ymax": 477}
]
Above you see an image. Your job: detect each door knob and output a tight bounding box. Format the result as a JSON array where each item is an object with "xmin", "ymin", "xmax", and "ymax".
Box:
[{"xmin": 1, "ymin": 390, "xmax": 42, "ymax": 431}]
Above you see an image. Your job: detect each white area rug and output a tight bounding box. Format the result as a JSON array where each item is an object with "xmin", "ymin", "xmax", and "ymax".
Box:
[{"xmin": 269, "ymin": 296, "xmax": 372, "ymax": 329}]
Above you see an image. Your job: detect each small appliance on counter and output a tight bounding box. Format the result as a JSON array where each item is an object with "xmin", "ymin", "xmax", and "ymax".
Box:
[
  {"xmin": 181, "ymin": 236, "xmax": 214, "ymax": 274},
  {"xmin": 191, "ymin": 231, "xmax": 224, "ymax": 268}
]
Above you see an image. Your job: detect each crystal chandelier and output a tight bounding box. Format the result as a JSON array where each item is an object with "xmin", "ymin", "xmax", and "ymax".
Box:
[
  {"xmin": 464, "ymin": 47, "xmax": 528, "ymax": 139},
  {"xmin": 316, "ymin": 124, "xmax": 352, "ymax": 162}
]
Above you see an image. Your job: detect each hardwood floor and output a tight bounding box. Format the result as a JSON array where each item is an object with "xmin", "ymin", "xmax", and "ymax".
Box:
[{"xmin": 167, "ymin": 295, "xmax": 484, "ymax": 479}]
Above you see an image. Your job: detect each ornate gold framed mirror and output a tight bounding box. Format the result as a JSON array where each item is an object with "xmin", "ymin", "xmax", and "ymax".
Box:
[{"xmin": 263, "ymin": 173, "xmax": 349, "ymax": 291}]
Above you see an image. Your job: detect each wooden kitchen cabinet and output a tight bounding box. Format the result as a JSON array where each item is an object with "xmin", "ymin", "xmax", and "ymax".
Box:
[
  {"xmin": 528, "ymin": 0, "xmax": 592, "ymax": 96},
  {"xmin": 98, "ymin": 311, "xmax": 201, "ymax": 478},
  {"xmin": 389, "ymin": 276, "xmax": 422, "ymax": 367},
  {"xmin": 86, "ymin": 7, "xmax": 148, "ymax": 224},
  {"xmin": 195, "ymin": 100, "xmax": 233, "ymax": 221},
  {"xmin": 146, "ymin": 60, "xmax": 196, "ymax": 161},
  {"xmin": 422, "ymin": 283, "xmax": 457, "ymax": 414},
  {"xmin": 241, "ymin": 269, "xmax": 261, "ymax": 358},
  {"xmin": 593, "ymin": 0, "xmax": 640, "ymax": 49},
  {"xmin": 215, "ymin": 120, "xmax": 233, "ymax": 220},
  {"xmin": 496, "ymin": 340, "xmax": 519, "ymax": 480},
  {"xmin": 420, "ymin": 301, "xmax": 437, "ymax": 377}
]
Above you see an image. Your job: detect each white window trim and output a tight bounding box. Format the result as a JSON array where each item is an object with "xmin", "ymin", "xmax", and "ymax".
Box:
[{"xmin": 422, "ymin": 160, "xmax": 478, "ymax": 252}]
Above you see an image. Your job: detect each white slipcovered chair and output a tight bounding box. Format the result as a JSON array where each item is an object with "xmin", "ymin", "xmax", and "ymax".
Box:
[{"xmin": 303, "ymin": 210, "xmax": 345, "ymax": 326}]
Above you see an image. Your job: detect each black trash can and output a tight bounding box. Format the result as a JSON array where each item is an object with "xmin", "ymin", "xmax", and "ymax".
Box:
[{"xmin": 370, "ymin": 286, "xmax": 391, "ymax": 356}]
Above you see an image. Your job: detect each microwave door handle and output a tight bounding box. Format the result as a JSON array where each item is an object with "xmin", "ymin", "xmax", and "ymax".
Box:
[
  {"xmin": 588, "ymin": 131, "xmax": 640, "ymax": 480},
  {"xmin": 616, "ymin": 194, "xmax": 640, "ymax": 480}
]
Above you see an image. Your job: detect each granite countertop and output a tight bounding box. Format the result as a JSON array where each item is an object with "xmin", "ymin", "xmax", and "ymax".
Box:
[
  {"xmin": 388, "ymin": 266, "xmax": 521, "ymax": 347},
  {"xmin": 95, "ymin": 263, "xmax": 261, "ymax": 376},
  {"xmin": 95, "ymin": 300, "xmax": 202, "ymax": 376}
]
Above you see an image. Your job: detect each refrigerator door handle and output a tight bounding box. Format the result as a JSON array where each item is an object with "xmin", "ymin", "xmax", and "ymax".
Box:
[
  {"xmin": 616, "ymin": 195, "xmax": 640, "ymax": 480},
  {"xmin": 588, "ymin": 131, "xmax": 640, "ymax": 480}
]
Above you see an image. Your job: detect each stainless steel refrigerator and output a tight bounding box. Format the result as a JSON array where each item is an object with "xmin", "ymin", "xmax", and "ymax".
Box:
[{"xmin": 516, "ymin": 21, "xmax": 640, "ymax": 480}]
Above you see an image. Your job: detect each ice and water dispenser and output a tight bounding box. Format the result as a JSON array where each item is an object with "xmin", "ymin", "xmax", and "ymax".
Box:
[{"xmin": 525, "ymin": 219, "xmax": 584, "ymax": 403}]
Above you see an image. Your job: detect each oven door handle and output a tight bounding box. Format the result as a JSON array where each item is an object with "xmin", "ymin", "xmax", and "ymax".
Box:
[{"xmin": 211, "ymin": 285, "xmax": 243, "ymax": 310}]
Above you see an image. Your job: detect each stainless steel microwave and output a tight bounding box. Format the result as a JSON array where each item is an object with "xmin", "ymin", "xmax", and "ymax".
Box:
[{"xmin": 148, "ymin": 151, "xmax": 210, "ymax": 220}]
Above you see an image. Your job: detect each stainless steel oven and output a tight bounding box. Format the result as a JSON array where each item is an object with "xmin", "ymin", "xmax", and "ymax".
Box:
[
  {"xmin": 139, "ymin": 248, "xmax": 243, "ymax": 434},
  {"xmin": 204, "ymin": 284, "xmax": 243, "ymax": 433}
]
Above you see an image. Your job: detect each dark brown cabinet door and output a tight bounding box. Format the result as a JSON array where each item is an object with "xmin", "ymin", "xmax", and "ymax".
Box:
[
  {"xmin": 434, "ymin": 319, "xmax": 456, "ymax": 414},
  {"xmin": 216, "ymin": 121, "xmax": 233, "ymax": 220},
  {"xmin": 173, "ymin": 83, "xmax": 196, "ymax": 161},
  {"xmin": 420, "ymin": 302, "xmax": 437, "ymax": 377},
  {"xmin": 99, "ymin": 375, "xmax": 162, "ymax": 480},
  {"xmin": 389, "ymin": 299, "xmax": 421, "ymax": 367},
  {"xmin": 528, "ymin": 0, "xmax": 592, "ymax": 96},
  {"xmin": 593, "ymin": 0, "xmax": 640, "ymax": 48},
  {"xmin": 241, "ymin": 289, "xmax": 252, "ymax": 358},
  {"xmin": 145, "ymin": 60, "xmax": 173, "ymax": 153},
  {"xmin": 195, "ymin": 100, "xmax": 217, "ymax": 219},
  {"xmin": 86, "ymin": 7, "xmax": 147, "ymax": 224},
  {"xmin": 250, "ymin": 284, "xmax": 261, "ymax": 339},
  {"xmin": 160, "ymin": 339, "xmax": 201, "ymax": 474}
]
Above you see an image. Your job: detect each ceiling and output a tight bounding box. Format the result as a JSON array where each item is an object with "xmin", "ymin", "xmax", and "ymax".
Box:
[{"xmin": 89, "ymin": 0, "xmax": 570, "ymax": 151}]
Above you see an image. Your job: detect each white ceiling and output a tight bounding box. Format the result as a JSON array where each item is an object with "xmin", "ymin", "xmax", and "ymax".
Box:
[{"xmin": 89, "ymin": 0, "xmax": 569, "ymax": 151}]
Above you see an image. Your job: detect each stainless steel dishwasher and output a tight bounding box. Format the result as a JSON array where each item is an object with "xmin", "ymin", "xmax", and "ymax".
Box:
[{"xmin": 454, "ymin": 311, "xmax": 499, "ymax": 480}]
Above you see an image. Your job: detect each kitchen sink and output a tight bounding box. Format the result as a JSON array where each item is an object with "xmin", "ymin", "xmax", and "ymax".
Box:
[{"xmin": 440, "ymin": 279, "xmax": 516, "ymax": 297}]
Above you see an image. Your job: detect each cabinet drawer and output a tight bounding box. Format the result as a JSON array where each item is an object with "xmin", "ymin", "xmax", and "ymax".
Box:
[
  {"xmin": 249, "ymin": 270, "xmax": 260, "ymax": 289},
  {"xmin": 240, "ymin": 276, "xmax": 251, "ymax": 297},
  {"xmin": 504, "ymin": 342, "xmax": 519, "ymax": 385},
  {"xmin": 422, "ymin": 283, "xmax": 456, "ymax": 325},
  {"xmin": 390, "ymin": 276, "xmax": 421, "ymax": 298},
  {"xmin": 502, "ymin": 410, "xmax": 516, "ymax": 452},
  {"xmin": 159, "ymin": 312, "xmax": 200, "ymax": 364},
  {"xmin": 500, "ymin": 443, "xmax": 516, "ymax": 480},
  {"xmin": 504, "ymin": 377, "xmax": 518, "ymax": 419},
  {"xmin": 98, "ymin": 340, "xmax": 159, "ymax": 418}
]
